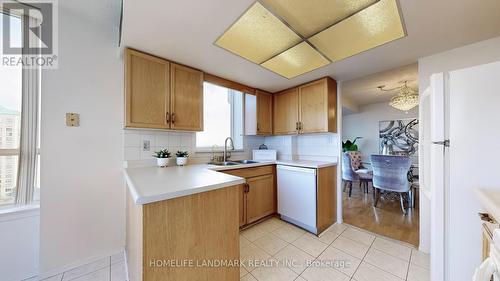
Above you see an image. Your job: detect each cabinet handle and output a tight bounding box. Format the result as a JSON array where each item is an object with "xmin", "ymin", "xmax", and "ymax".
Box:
[
  {"xmin": 299, "ymin": 122, "xmax": 303, "ymax": 131},
  {"xmin": 245, "ymin": 183, "xmax": 250, "ymax": 193},
  {"xmin": 171, "ymin": 113, "xmax": 175, "ymax": 124},
  {"xmin": 166, "ymin": 112, "xmax": 170, "ymax": 123},
  {"xmin": 257, "ymin": 123, "xmax": 260, "ymax": 132},
  {"xmin": 295, "ymin": 122, "xmax": 299, "ymax": 131}
]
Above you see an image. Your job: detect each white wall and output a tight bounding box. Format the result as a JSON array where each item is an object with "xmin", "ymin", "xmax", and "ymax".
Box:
[
  {"xmin": 342, "ymin": 102, "xmax": 418, "ymax": 161},
  {"xmin": 39, "ymin": 8, "xmax": 124, "ymax": 275},
  {"xmin": 0, "ymin": 208, "xmax": 39, "ymax": 281},
  {"xmin": 419, "ymin": 36, "xmax": 500, "ymax": 93}
]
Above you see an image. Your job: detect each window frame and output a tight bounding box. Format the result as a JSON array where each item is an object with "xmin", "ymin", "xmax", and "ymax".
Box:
[
  {"xmin": 195, "ymin": 82, "xmax": 245, "ymax": 152},
  {"xmin": 0, "ymin": 10, "xmax": 41, "ymax": 209}
]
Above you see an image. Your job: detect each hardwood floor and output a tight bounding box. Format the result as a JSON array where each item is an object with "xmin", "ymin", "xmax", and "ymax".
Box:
[{"xmin": 342, "ymin": 182, "xmax": 419, "ymax": 246}]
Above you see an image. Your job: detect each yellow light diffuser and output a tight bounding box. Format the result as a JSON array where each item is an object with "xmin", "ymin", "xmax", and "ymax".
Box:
[
  {"xmin": 261, "ymin": 42, "xmax": 329, "ymax": 79},
  {"xmin": 261, "ymin": 0, "xmax": 379, "ymax": 37},
  {"xmin": 308, "ymin": 0, "xmax": 405, "ymax": 61},
  {"xmin": 215, "ymin": 2, "xmax": 302, "ymax": 64}
]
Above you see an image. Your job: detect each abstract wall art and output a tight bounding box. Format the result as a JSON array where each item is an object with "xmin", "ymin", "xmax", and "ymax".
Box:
[{"xmin": 379, "ymin": 118, "xmax": 419, "ymax": 157}]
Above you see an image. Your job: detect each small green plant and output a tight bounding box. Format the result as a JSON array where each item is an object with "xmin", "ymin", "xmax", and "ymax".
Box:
[
  {"xmin": 176, "ymin": 151, "xmax": 189, "ymax": 158},
  {"xmin": 342, "ymin": 137, "xmax": 362, "ymax": 152},
  {"xmin": 153, "ymin": 149, "xmax": 171, "ymax": 158}
]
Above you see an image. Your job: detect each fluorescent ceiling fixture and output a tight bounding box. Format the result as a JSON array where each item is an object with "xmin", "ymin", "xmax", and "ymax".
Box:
[
  {"xmin": 215, "ymin": 0, "xmax": 406, "ymax": 79},
  {"xmin": 261, "ymin": 0, "xmax": 379, "ymax": 37},
  {"xmin": 308, "ymin": 0, "xmax": 405, "ymax": 61},
  {"xmin": 261, "ymin": 42, "xmax": 329, "ymax": 79},
  {"xmin": 214, "ymin": 2, "xmax": 302, "ymax": 64}
]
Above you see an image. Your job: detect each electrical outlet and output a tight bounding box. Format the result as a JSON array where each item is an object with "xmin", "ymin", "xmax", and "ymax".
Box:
[
  {"xmin": 142, "ymin": 140, "xmax": 151, "ymax": 151},
  {"xmin": 66, "ymin": 113, "xmax": 79, "ymax": 127}
]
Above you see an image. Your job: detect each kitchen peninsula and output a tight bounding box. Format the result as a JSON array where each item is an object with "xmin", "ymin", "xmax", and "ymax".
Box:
[{"xmin": 125, "ymin": 160, "xmax": 336, "ymax": 281}]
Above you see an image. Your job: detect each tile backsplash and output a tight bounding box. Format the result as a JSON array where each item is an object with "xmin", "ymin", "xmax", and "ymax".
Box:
[
  {"xmin": 124, "ymin": 129, "xmax": 339, "ymax": 165},
  {"xmin": 264, "ymin": 133, "xmax": 339, "ymax": 162},
  {"xmin": 123, "ymin": 129, "xmax": 265, "ymax": 164}
]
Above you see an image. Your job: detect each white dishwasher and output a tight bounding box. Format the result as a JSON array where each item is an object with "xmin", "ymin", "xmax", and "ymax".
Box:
[{"xmin": 277, "ymin": 165, "xmax": 317, "ymax": 234}]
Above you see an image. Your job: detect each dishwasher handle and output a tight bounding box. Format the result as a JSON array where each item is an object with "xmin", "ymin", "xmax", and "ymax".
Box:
[{"xmin": 277, "ymin": 165, "xmax": 316, "ymax": 174}]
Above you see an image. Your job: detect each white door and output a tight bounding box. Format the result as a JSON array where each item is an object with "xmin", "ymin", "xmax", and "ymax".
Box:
[
  {"xmin": 447, "ymin": 61, "xmax": 500, "ymax": 281},
  {"xmin": 427, "ymin": 73, "xmax": 446, "ymax": 281}
]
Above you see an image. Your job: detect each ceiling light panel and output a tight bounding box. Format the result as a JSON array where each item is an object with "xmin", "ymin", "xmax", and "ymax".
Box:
[
  {"xmin": 261, "ymin": 0, "xmax": 379, "ymax": 37},
  {"xmin": 261, "ymin": 42, "xmax": 329, "ymax": 79},
  {"xmin": 215, "ymin": 2, "xmax": 302, "ymax": 64},
  {"xmin": 308, "ymin": 0, "xmax": 405, "ymax": 61}
]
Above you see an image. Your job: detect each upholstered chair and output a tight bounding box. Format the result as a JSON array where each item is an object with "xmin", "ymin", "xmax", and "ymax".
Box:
[
  {"xmin": 370, "ymin": 155, "xmax": 412, "ymax": 214},
  {"xmin": 342, "ymin": 152, "xmax": 373, "ymax": 197}
]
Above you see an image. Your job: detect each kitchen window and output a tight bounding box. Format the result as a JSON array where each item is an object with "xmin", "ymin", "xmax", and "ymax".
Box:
[
  {"xmin": 196, "ymin": 82, "xmax": 244, "ymax": 151},
  {"xmin": 0, "ymin": 12, "xmax": 41, "ymax": 208}
]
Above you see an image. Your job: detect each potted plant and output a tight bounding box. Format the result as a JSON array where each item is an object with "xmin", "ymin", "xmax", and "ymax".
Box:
[
  {"xmin": 153, "ymin": 149, "xmax": 171, "ymax": 167},
  {"xmin": 176, "ymin": 151, "xmax": 189, "ymax": 166},
  {"xmin": 342, "ymin": 137, "xmax": 362, "ymax": 152}
]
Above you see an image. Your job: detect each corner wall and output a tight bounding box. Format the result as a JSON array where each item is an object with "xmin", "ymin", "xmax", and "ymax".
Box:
[{"xmin": 39, "ymin": 9, "xmax": 124, "ymax": 275}]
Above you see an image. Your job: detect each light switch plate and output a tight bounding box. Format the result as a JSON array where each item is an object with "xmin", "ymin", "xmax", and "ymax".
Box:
[
  {"xmin": 142, "ymin": 140, "xmax": 151, "ymax": 151},
  {"xmin": 66, "ymin": 113, "xmax": 79, "ymax": 127}
]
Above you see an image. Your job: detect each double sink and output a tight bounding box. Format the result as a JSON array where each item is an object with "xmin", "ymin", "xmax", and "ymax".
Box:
[{"xmin": 209, "ymin": 159, "xmax": 259, "ymax": 166}]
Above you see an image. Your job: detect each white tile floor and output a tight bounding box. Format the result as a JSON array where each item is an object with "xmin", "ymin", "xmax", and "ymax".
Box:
[
  {"xmin": 240, "ymin": 217, "xmax": 430, "ymax": 281},
  {"xmin": 23, "ymin": 218, "xmax": 429, "ymax": 281},
  {"xmin": 23, "ymin": 252, "xmax": 128, "ymax": 281}
]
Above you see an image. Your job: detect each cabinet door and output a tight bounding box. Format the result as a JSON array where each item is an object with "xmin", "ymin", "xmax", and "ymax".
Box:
[
  {"xmin": 170, "ymin": 63, "xmax": 204, "ymax": 131},
  {"xmin": 299, "ymin": 79, "xmax": 328, "ymax": 133},
  {"xmin": 273, "ymin": 88, "xmax": 299, "ymax": 135},
  {"xmin": 256, "ymin": 90, "xmax": 273, "ymax": 135},
  {"xmin": 125, "ymin": 49, "xmax": 170, "ymax": 129},
  {"xmin": 239, "ymin": 184, "xmax": 246, "ymax": 227},
  {"xmin": 246, "ymin": 174, "xmax": 275, "ymax": 224}
]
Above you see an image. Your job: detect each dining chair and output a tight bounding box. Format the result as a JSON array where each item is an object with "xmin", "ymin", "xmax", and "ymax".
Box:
[
  {"xmin": 370, "ymin": 155, "xmax": 412, "ymax": 214},
  {"xmin": 342, "ymin": 152, "xmax": 373, "ymax": 197}
]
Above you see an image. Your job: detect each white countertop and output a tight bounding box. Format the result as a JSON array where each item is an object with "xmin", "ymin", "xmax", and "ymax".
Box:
[
  {"xmin": 475, "ymin": 188, "xmax": 500, "ymax": 221},
  {"xmin": 125, "ymin": 159, "xmax": 337, "ymax": 205},
  {"xmin": 125, "ymin": 164, "xmax": 246, "ymax": 204},
  {"xmin": 275, "ymin": 160, "xmax": 336, "ymax": 169}
]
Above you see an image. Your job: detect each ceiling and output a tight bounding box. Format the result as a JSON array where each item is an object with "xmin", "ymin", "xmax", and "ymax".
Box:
[
  {"xmin": 342, "ymin": 63, "xmax": 418, "ymax": 106},
  {"xmin": 57, "ymin": 0, "xmax": 122, "ymax": 27},
  {"xmin": 120, "ymin": 0, "xmax": 500, "ymax": 92}
]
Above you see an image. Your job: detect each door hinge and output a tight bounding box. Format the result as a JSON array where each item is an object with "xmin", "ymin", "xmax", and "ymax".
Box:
[{"xmin": 433, "ymin": 140, "xmax": 450, "ymax": 147}]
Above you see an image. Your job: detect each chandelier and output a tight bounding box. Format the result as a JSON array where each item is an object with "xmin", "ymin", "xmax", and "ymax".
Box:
[{"xmin": 378, "ymin": 81, "xmax": 419, "ymax": 111}]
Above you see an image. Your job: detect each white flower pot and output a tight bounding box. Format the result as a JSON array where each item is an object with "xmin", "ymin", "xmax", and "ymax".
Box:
[
  {"xmin": 176, "ymin": 157, "xmax": 188, "ymax": 166},
  {"xmin": 156, "ymin": 158, "xmax": 170, "ymax": 167}
]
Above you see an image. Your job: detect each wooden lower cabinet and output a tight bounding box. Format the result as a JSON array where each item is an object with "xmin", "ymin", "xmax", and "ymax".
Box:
[
  {"xmin": 246, "ymin": 174, "xmax": 276, "ymax": 224},
  {"xmin": 126, "ymin": 185, "xmax": 240, "ymax": 281},
  {"xmin": 222, "ymin": 165, "xmax": 276, "ymax": 227},
  {"xmin": 316, "ymin": 166, "xmax": 337, "ymax": 234},
  {"xmin": 239, "ymin": 184, "xmax": 246, "ymax": 227}
]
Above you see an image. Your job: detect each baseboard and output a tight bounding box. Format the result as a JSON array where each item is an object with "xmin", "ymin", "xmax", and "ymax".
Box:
[{"xmin": 39, "ymin": 247, "xmax": 125, "ymax": 279}]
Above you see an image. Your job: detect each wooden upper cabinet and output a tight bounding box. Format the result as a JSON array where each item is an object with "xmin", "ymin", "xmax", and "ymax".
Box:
[
  {"xmin": 124, "ymin": 49, "xmax": 204, "ymax": 131},
  {"xmin": 273, "ymin": 88, "xmax": 299, "ymax": 135},
  {"xmin": 125, "ymin": 49, "xmax": 170, "ymax": 129},
  {"xmin": 170, "ymin": 63, "xmax": 204, "ymax": 131},
  {"xmin": 299, "ymin": 78, "xmax": 337, "ymax": 133},
  {"xmin": 256, "ymin": 90, "xmax": 273, "ymax": 135},
  {"xmin": 246, "ymin": 174, "xmax": 275, "ymax": 224},
  {"xmin": 246, "ymin": 90, "xmax": 273, "ymax": 135},
  {"xmin": 273, "ymin": 77, "xmax": 337, "ymax": 135}
]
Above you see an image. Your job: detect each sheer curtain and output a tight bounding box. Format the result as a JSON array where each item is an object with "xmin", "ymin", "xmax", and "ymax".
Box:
[{"xmin": 15, "ymin": 15, "xmax": 40, "ymax": 205}]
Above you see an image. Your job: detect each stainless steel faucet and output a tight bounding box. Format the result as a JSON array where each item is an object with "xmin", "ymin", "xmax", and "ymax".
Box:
[{"xmin": 223, "ymin": 137, "xmax": 234, "ymax": 162}]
